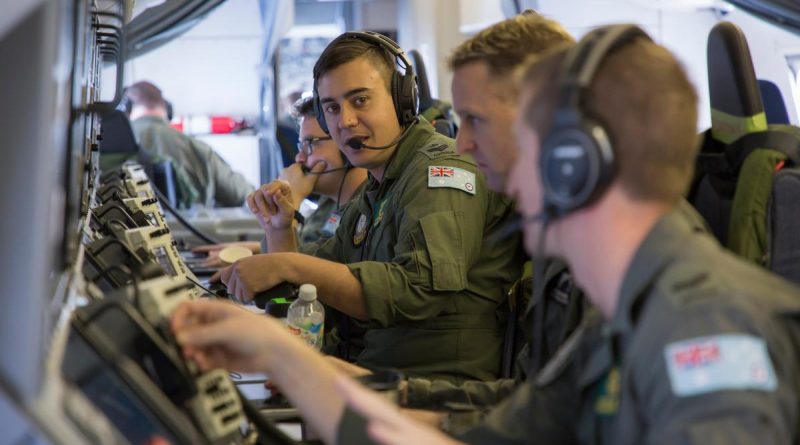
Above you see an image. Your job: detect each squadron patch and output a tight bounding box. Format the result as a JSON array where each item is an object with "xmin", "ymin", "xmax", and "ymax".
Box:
[
  {"xmin": 427, "ymin": 166, "xmax": 476, "ymax": 195},
  {"xmin": 353, "ymin": 213, "xmax": 369, "ymax": 246},
  {"xmin": 664, "ymin": 334, "xmax": 777, "ymax": 397}
]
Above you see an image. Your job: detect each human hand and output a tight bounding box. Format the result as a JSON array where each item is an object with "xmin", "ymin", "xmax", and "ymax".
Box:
[
  {"xmin": 218, "ymin": 254, "xmax": 288, "ymax": 302},
  {"xmin": 279, "ymin": 162, "xmax": 325, "ymax": 208},
  {"xmin": 325, "ymin": 355, "xmax": 374, "ymax": 378},
  {"xmin": 171, "ymin": 299, "xmax": 286, "ymax": 373},
  {"xmin": 336, "ymin": 376, "xmax": 463, "ymax": 445},
  {"xmin": 246, "ymin": 180, "xmax": 296, "ymax": 232}
]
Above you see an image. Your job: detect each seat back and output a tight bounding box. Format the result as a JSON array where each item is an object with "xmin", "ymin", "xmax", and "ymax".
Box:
[
  {"xmin": 758, "ymin": 79, "xmax": 791, "ymax": 124},
  {"xmin": 689, "ymin": 22, "xmax": 800, "ymax": 284},
  {"xmin": 408, "ymin": 49, "xmax": 457, "ymax": 138},
  {"xmin": 98, "ymin": 111, "xmax": 184, "ymax": 207}
]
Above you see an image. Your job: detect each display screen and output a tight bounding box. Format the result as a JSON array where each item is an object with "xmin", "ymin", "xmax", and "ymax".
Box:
[
  {"xmin": 63, "ymin": 329, "xmax": 181, "ymax": 445},
  {"xmin": 153, "ymin": 246, "xmax": 178, "ymax": 277}
]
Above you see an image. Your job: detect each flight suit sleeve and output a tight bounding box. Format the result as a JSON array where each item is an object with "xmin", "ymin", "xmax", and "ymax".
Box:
[
  {"xmin": 631, "ymin": 298, "xmax": 799, "ymax": 444},
  {"xmin": 347, "ymin": 158, "xmax": 512, "ymax": 327},
  {"xmin": 192, "ymin": 138, "xmax": 255, "ymax": 206},
  {"xmin": 457, "ymin": 374, "xmax": 580, "ymax": 445},
  {"xmin": 405, "ymin": 377, "xmax": 518, "ymax": 410}
]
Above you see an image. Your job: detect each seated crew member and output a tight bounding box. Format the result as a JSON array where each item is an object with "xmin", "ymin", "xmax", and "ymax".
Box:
[
  {"xmin": 172, "ymin": 26, "xmax": 800, "ymax": 445},
  {"xmin": 327, "ymin": 12, "xmax": 582, "ymax": 434},
  {"xmin": 193, "ymin": 96, "xmax": 367, "ymax": 266},
  {"xmin": 125, "ymin": 80, "xmax": 254, "ymax": 207},
  {"xmin": 214, "ymin": 31, "xmax": 525, "ymax": 382}
]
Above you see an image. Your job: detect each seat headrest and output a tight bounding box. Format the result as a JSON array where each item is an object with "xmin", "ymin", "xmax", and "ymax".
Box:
[
  {"xmin": 409, "ymin": 49, "xmax": 433, "ymax": 112},
  {"xmin": 99, "ymin": 110, "xmax": 140, "ymax": 154},
  {"xmin": 707, "ymin": 22, "xmax": 767, "ymax": 144},
  {"xmin": 758, "ymin": 79, "xmax": 790, "ymax": 124}
]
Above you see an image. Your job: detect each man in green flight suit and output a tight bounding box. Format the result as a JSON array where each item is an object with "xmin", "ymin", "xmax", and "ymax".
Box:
[
  {"xmin": 325, "ymin": 12, "xmax": 582, "ymax": 434},
  {"xmin": 168, "ymin": 25, "xmax": 800, "ymax": 445},
  {"xmin": 215, "ymin": 32, "xmax": 524, "ymax": 382},
  {"xmin": 125, "ymin": 80, "xmax": 254, "ymax": 208}
]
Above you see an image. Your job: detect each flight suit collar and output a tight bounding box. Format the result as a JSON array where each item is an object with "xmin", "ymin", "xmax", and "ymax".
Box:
[
  {"xmin": 132, "ymin": 115, "xmax": 169, "ymax": 127},
  {"xmin": 354, "ymin": 117, "xmax": 435, "ymax": 249},
  {"xmin": 359, "ymin": 117, "xmax": 435, "ymax": 209},
  {"xmin": 380, "ymin": 116, "xmax": 435, "ymax": 182},
  {"xmin": 609, "ymin": 208, "xmax": 694, "ymax": 335}
]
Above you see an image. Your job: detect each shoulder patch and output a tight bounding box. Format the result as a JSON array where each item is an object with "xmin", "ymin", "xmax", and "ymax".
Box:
[
  {"xmin": 427, "ymin": 166, "xmax": 476, "ymax": 195},
  {"xmin": 419, "ymin": 142, "xmax": 455, "ymax": 160},
  {"xmin": 664, "ymin": 334, "xmax": 776, "ymax": 397},
  {"xmin": 425, "ymin": 143, "xmax": 449, "ymax": 153}
]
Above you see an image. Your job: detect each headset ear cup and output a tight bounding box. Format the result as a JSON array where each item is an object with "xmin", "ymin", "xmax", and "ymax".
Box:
[
  {"xmin": 401, "ymin": 72, "xmax": 418, "ymax": 126},
  {"xmin": 540, "ymin": 119, "xmax": 613, "ymax": 214},
  {"xmin": 391, "ymin": 72, "xmax": 403, "ymax": 126}
]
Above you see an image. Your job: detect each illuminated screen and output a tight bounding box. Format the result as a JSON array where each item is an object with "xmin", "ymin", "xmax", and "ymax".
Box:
[{"xmin": 153, "ymin": 246, "xmax": 177, "ymax": 277}]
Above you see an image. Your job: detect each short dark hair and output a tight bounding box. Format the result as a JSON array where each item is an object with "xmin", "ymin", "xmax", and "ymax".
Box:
[
  {"xmin": 291, "ymin": 96, "xmax": 316, "ymax": 124},
  {"xmin": 517, "ymin": 38, "xmax": 699, "ymax": 204},
  {"xmin": 313, "ymin": 35, "xmax": 396, "ymax": 94},
  {"xmin": 448, "ymin": 11, "xmax": 573, "ymax": 82},
  {"xmin": 125, "ymin": 80, "xmax": 166, "ymax": 109}
]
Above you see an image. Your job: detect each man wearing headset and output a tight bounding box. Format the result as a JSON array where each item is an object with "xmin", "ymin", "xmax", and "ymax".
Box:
[
  {"xmin": 124, "ymin": 80, "xmax": 254, "ymax": 208},
  {"xmin": 193, "ymin": 96, "xmax": 368, "ymax": 266},
  {"xmin": 324, "ymin": 12, "xmax": 585, "ymax": 434},
  {"xmin": 213, "ymin": 32, "xmax": 523, "ymax": 381},
  {"xmin": 173, "ymin": 26, "xmax": 800, "ymax": 444}
]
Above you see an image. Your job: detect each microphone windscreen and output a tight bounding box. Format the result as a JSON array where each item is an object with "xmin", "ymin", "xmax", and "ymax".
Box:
[{"xmin": 346, "ymin": 138, "xmax": 363, "ymax": 150}]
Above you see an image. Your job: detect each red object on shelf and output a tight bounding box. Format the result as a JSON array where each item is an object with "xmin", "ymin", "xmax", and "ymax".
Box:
[{"xmin": 169, "ymin": 116, "xmax": 250, "ymax": 135}]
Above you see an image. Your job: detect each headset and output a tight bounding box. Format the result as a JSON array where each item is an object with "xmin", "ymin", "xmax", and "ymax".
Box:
[
  {"xmin": 540, "ymin": 24, "xmax": 652, "ymax": 216},
  {"xmin": 313, "ymin": 31, "xmax": 419, "ymax": 134},
  {"xmin": 119, "ymin": 87, "xmax": 174, "ymax": 121}
]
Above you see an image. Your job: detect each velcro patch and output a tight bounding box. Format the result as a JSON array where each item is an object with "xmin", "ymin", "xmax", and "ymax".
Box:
[
  {"xmin": 321, "ymin": 212, "xmax": 342, "ymax": 237},
  {"xmin": 427, "ymin": 166, "xmax": 476, "ymax": 195},
  {"xmin": 664, "ymin": 334, "xmax": 776, "ymax": 397}
]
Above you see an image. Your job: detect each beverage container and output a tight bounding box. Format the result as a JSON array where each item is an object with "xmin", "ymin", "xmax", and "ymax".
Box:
[{"xmin": 286, "ymin": 284, "xmax": 325, "ymax": 349}]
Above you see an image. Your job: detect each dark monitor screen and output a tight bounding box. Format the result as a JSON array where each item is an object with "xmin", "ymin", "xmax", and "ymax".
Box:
[
  {"xmin": 62, "ymin": 300, "xmax": 203, "ymax": 444},
  {"xmin": 65, "ymin": 333, "xmax": 181, "ymax": 445}
]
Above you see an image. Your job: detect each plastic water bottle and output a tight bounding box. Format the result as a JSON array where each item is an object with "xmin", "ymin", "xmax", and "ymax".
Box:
[{"xmin": 286, "ymin": 284, "xmax": 325, "ymax": 349}]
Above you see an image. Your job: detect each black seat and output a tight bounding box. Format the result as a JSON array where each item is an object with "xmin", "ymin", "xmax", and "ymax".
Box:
[
  {"xmin": 758, "ymin": 79, "xmax": 790, "ymax": 125},
  {"xmin": 99, "ymin": 110, "xmax": 179, "ymax": 207},
  {"xmin": 689, "ymin": 22, "xmax": 800, "ymax": 283},
  {"xmin": 408, "ymin": 49, "xmax": 457, "ymax": 138}
]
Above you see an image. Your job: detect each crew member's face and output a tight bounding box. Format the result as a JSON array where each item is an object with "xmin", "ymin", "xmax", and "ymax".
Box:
[
  {"xmin": 296, "ymin": 116, "xmax": 344, "ymax": 195},
  {"xmin": 507, "ymin": 86, "xmax": 545, "ymax": 255},
  {"xmin": 317, "ymin": 57, "xmax": 403, "ymax": 175},
  {"xmin": 452, "ymin": 61, "xmax": 519, "ymax": 192}
]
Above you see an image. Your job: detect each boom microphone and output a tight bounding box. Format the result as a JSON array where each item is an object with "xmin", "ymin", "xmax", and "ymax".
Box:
[{"xmin": 346, "ymin": 117, "xmax": 419, "ymax": 150}]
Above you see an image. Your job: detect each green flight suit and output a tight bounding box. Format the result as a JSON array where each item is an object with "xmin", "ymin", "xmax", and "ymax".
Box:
[
  {"xmin": 460, "ymin": 207, "xmax": 800, "ymax": 444},
  {"xmin": 337, "ymin": 206, "xmax": 800, "ymax": 444},
  {"xmin": 402, "ymin": 260, "xmax": 584, "ymax": 435},
  {"xmin": 396, "ymin": 201, "xmax": 704, "ymax": 435},
  {"xmin": 131, "ymin": 116, "xmax": 254, "ymax": 207},
  {"xmin": 314, "ymin": 117, "xmax": 525, "ymax": 383},
  {"xmin": 298, "ymin": 196, "xmax": 339, "ymax": 250}
]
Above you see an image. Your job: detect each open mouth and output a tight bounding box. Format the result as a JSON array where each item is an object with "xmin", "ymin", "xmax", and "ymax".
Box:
[{"xmin": 345, "ymin": 136, "xmax": 368, "ymax": 150}]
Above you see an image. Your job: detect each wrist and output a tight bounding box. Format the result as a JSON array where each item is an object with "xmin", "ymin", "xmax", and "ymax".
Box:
[{"xmin": 275, "ymin": 253, "xmax": 299, "ymax": 284}]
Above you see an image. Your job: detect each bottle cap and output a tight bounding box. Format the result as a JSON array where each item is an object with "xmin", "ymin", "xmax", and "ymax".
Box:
[{"xmin": 298, "ymin": 284, "xmax": 317, "ymax": 302}]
